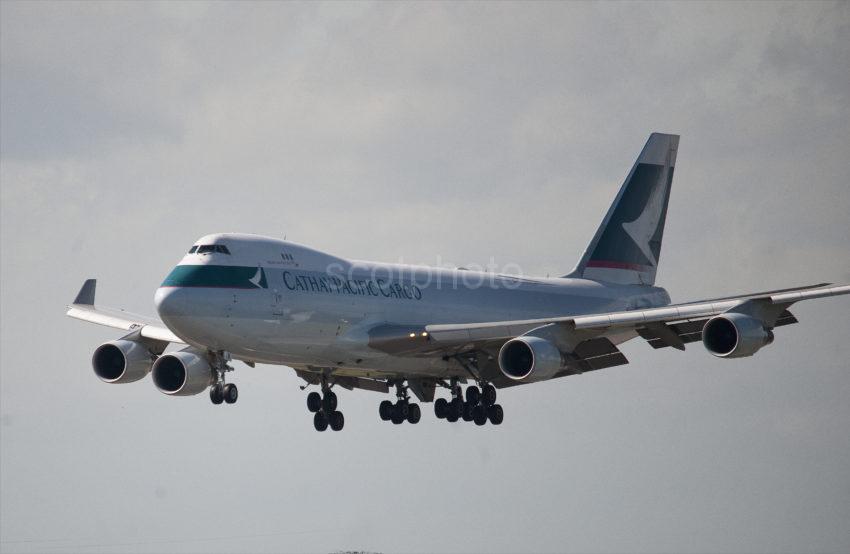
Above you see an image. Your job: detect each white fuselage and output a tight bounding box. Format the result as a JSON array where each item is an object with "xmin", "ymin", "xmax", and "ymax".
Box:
[{"xmin": 154, "ymin": 234, "xmax": 671, "ymax": 380}]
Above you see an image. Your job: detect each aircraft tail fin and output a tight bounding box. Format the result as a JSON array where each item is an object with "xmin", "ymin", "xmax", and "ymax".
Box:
[{"xmin": 568, "ymin": 133, "xmax": 679, "ymax": 286}]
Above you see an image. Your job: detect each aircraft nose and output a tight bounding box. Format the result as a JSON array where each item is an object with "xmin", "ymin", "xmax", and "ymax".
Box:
[{"xmin": 154, "ymin": 287, "xmax": 188, "ymax": 318}]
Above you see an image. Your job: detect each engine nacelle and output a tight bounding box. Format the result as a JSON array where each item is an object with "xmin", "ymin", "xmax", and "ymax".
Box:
[
  {"xmin": 702, "ymin": 312, "xmax": 774, "ymax": 358},
  {"xmin": 92, "ymin": 340, "xmax": 153, "ymax": 384},
  {"xmin": 151, "ymin": 351, "xmax": 213, "ymax": 396},
  {"xmin": 498, "ymin": 336, "xmax": 564, "ymax": 382}
]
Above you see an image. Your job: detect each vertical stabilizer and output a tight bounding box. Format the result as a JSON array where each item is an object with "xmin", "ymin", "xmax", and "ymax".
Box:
[{"xmin": 569, "ymin": 133, "xmax": 679, "ymax": 285}]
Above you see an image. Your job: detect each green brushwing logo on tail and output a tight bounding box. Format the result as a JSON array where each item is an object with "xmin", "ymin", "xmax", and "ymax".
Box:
[{"xmin": 587, "ymin": 163, "xmax": 674, "ymax": 271}]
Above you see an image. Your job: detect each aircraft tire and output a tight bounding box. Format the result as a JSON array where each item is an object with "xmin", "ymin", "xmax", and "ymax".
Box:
[
  {"xmin": 462, "ymin": 401, "xmax": 474, "ymax": 422},
  {"xmin": 465, "ymin": 386, "xmax": 480, "ymax": 404},
  {"xmin": 434, "ymin": 398, "xmax": 448, "ymax": 419},
  {"xmin": 210, "ymin": 384, "xmax": 224, "ymax": 405},
  {"xmin": 379, "ymin": 400, "xmax": 394, "ymax": 421},
  {"xmin": 446, "ymin": 398, "xmax": 462, "ymax": 422},
  {"xmin": 395, "ymin": 401, "xmax": 410, "ymax": 419},
  {"xmin": 329, "ymin": 411, "xmax": 344, "ymax": 431},
  {"xmin": 313, "ymin": 411, "xmax": 329, "ymax": 432},
  {"xmin": 487, "ymin": 404, "xmax": 504, "ymax": 425},
  {"xmin": 307, "ymin": 392, "xmax": 322, "ymax": 413},
  {"xmin": 473, "ymin": 405, "xmax": 487, "ymax": 426},
  {"xmin": 407, "ymin": 403, "xmax": 421, "ymax": 424},
  {"xmin": 322, "ymin": 390, "xmax": 337, "ymax": 413},
  {"xmin": 223, "ymin": 383, "xmax": 238, "ymax": 404},
  {"xmin": 482, "ymin": 384, "xmax": 497, "ymax": 406}
]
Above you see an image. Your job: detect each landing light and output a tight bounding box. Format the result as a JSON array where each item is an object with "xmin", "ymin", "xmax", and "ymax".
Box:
[
  {"xmin": 421, "ymin": 332, "xmax": 428, "ymax": 337},
  {"xmin": 409, "ymin": 333, "xmax": 416, "ymax": 338}
]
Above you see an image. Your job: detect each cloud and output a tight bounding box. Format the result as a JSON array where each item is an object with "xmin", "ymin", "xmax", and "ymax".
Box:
[{"xmin": 2, "ymin": 3, "xmax": 849, "ymax": 553}]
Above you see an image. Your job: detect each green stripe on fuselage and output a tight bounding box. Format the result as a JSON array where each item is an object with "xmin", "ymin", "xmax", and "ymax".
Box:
[{"xmin": 161, "ymin": 265, "xmax": 267, "ymax": 289}]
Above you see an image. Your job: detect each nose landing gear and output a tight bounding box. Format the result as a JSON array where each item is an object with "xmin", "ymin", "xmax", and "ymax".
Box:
[
  {"xmin": 209, "ymin": 382, "xmax": 239, "ymax": 404},
  {"xmin": 208, "ymin": 352, "xmax": 238, "ymax": 405}
]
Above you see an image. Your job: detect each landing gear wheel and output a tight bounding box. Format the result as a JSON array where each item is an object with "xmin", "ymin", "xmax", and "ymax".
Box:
[
  {"xmin": 434, "ymin": 398, "xmax": 448, "ymax": 419},
  {"xmin": 223, "ymin": 383, "xmax": 238, "ymax": 404},
  {"xmin": 446, "ymin": 398, "xmax": 462, "ymax": 422},
  {"xmin": 210, "ymin": 384, "xmax": 224, "ymax": 405},
  {"xmin": 391, "ymin": 409, "xmax": 405, "ymax": 425},
  {"xmin": 407, "ymin": 403, "xmax": 421, "ymax": 424},
  {"xmin": 395, "ymin": 401, "xmax": 410, "ymax": 419},
  {"xmin": 379, "ymin": 400, "xmax": 394, "ymax": 421},
  {"xmin": 462, "ymin": 401, "xmax": 474, "ymax": 422},
  {"xmin": 482, "ymin": 384, "xmax": 497, "ymax": 406},
  {"xmin": 487, "ymin": 404, "xmax": 504, "ymax": 425},
  {"xmin": 322, "ymin": 390, "xmax": 337, "ymax": 413},
  {"xmin": 307, "ymin": 391, "xmax": 322, "ymax": 413},
  {"xmin": 465, "ymin": 386, "xmax": 480, "ymax": 404},
  {"xmin": 473, "ymin": 405, "xmax": 488, "ymax": 426},
  {"xmin": 329, "ymin": 411, "xmax": 345, "ymax": 431},
  {"xmin": 313, "ymin": 411, "xmax": 329, "ymax": 432}
]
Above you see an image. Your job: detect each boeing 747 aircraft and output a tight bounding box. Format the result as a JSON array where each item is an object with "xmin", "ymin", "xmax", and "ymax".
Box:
[{"xmin": 67, "ymin": 133, "xmax": 849, "ymax": 431}]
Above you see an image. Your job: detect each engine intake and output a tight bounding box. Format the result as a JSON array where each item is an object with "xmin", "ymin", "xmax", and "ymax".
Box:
[
  {"xmin": 702, "ymin": 313, "xmax": 774, "ymax": 358},
  {"xmin": 151, "ymin": 351, "xmax": 213, "ymax": 396},
  {"xmin": 92, "ymin": 340, "xmax": 152, "ymax": 383},
  {"xmin": 498, "ymin": 336, "xmax": 563, "ymax": 382}
]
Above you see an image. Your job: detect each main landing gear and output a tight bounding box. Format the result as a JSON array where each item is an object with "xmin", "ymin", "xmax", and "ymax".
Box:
[
  {"xmin": 209, "ymin": 352, "xmax": 238, "ymax": 405},
  {"xmin": 434, "ymin": 379, "xmax": 503, "ymax": 426},
  {"xmin": 307, "ymin": 379, "xmax": 344, "ymax": 432},
  {"xmin": 378, "ymin": 381, "xmax": 421, "ymax": 425}
]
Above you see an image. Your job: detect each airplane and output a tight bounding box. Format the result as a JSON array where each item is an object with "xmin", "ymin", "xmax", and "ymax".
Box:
[{"xmin": 66, "ymin": 133, "xmax": 850, "ymax": 432}]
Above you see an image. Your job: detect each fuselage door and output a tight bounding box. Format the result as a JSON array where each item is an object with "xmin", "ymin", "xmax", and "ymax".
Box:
[{"xmin": 271, "ymin": 288, "xmax": 283, "ymax": 316}]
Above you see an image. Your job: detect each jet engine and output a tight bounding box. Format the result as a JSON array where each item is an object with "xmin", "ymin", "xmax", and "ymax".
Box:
[
  {"xmin": 702, "ymin": 313, "xmax": 774, "ymax": 358},
  {"xmin": 92, "ymin": 339, "xmax": 153, "ymax": 384},
  {"xmin": 498, "ymin": 336, "xmax": 564, "ymax": 382},
  {"xmin": 151, "ymin": 350, "xmax": 213, "ymax": 396}
]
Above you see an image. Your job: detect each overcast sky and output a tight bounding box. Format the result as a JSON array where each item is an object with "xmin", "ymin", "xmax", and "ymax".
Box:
[{"xmin": 1, "ymin": 2, "xmax": 849, "ymax": 553}]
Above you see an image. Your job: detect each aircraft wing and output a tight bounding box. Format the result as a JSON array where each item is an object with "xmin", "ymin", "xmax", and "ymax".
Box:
[
  {"xmin": 424, "ymin": 283, "xmax": 850, "ymax": 351},
  {"xmin": 65, "ymin": 279, "xmax": 184, "ymax": 344}
]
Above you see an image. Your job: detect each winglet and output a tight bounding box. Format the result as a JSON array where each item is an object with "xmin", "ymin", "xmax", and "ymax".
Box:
[{"xmin": 73, "ymin": 279, "xmax": 96, "ymax": 305}]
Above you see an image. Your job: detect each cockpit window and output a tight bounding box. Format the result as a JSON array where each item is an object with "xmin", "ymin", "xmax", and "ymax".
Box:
[
  {"xmin": 195, "ymin": 244, "xmax": 231, "ymax": 255},
  {"xmin": 188, "ymin": 245, "xmax": 198, "ymax": 253}
]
